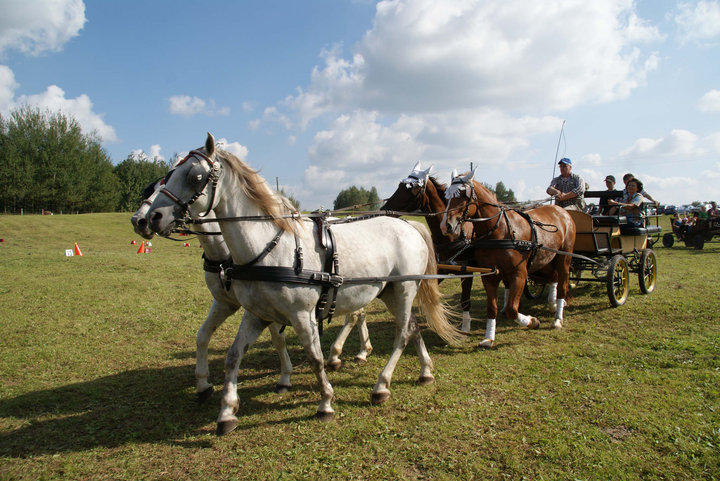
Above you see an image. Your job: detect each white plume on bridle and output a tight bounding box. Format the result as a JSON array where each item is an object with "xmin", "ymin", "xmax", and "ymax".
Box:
[
  {"xmin": 444, "ymin": 167, "xmax": 477, "ymax": 200},
  {"xmin": 401, "ymin": 161, "xmax": 434, "ymax": 188}
]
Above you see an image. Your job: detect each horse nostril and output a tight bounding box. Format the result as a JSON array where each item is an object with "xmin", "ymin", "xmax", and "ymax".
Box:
[{"xmin": 138, "ymin": 218, "xmax": 147, "ymax": 228}]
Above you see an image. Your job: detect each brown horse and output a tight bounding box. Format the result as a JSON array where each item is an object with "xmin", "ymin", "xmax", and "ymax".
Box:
[
  {"xmin": 441, "ymin": 169, "xmax": 576, "ymax": 348},
  {"xmin": 381, "ymin": 162, "xmax": 476, "ymax": 332}
]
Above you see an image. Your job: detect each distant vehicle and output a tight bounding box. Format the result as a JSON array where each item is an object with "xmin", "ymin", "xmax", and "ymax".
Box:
[{"xmin": 663, "ymin": 205, "xmax": 676, "ymax": 215}]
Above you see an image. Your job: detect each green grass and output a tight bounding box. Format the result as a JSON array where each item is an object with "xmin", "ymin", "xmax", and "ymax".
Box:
[{"xmin": 1, "ymin": 213, "xmax": 718, "ymax": 480}]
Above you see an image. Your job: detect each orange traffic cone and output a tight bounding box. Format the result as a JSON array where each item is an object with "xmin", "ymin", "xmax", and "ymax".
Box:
[
  {"xmin": 137, "ymin": 242, "xmax": 146, "ymax": 254},
  {"xmin": 73, "ymin": 243, "xmax": 83, "ymax": 256}
]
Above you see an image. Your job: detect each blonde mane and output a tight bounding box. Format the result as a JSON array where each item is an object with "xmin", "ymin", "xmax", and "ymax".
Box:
[{"xmin": 213, "ymin": 148, "xmax": 299, "ymax": 233}]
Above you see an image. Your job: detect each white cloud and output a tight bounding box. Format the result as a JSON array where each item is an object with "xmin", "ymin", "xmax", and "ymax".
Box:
[
  {"xmin": 620, "ymin": 129, "xmax": 706, "ymax": 158},
  {"xmin": 168, "ymin": 95, "xmax": 230, "ymax": 117},
  {"xmin": 0, "ymin": 0, "xmax": 86, "ymax": 56},
  {"xmin": 263, "ymin": 0, "xmax": 661, "ymax": 133},
  {"xmin": 216, "ymin": 137, "xmax": 248, "ymax": 160},
  {"xmin": 0, "ymin": 65, "xmax": 18, "ymax": 108},
  {"xmin": 15, "ymin": 84, "xmax": 117, "ymax": 142},
  {"xmin": 675, "ymin": 0, "xmax": 720, "ymax": 45},
  {"xmin": 698, "ymin": 89, "xmax": 720, "ymax": 112},
  {"xmin": 148, "ymin": 144, "xmax": 163, "ymax": 161}
]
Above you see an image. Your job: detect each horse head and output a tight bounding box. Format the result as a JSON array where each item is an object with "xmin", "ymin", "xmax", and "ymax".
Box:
[
  {"xmin": 131, "ymin": 170, "xmax": 178, "ymax": 239},
  {"xmin": 148, "ymin": 133, "xmax": 223, "ymax": 236},
  {"xmin": 440, "ymin": 167, "xmax": 477, "ymax": 241},
  {"xmin": 381, "ymin": 161, "xmax": 434, "ymax": 212}
]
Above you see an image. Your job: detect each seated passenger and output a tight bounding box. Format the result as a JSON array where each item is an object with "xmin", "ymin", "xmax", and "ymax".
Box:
[
  {"xmin": 709, "ymin": 201, "xmax": 720, "ymax": 217},
  {"xmin": 621, "ymin": 173, "xmax": 658, "ymax": 206},
  {"xmin": 546, "ymin": 158, "xmax": 586, "ymax": 210},
  {"xmin": 608, "ymin": 177, "xmax": 645, "ymax": 227}
]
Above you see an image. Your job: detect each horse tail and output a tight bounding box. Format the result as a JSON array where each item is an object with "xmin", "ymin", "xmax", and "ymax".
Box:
[{"xmin": 407, "ymin": 221, "xmax": 464, "ymax": 346}]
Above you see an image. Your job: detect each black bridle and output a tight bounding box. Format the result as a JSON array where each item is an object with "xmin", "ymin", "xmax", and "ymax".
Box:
[{"xmin": 159, "ymin": 149, "xmax": 222, "ymax": 218}]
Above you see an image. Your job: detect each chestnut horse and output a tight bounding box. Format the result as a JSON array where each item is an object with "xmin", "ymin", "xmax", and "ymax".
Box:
[
  {"xmin": 381, "ymin": 162, "xmax": 476, "ymax": 332},
  {"xmin": 441, "ymin": 169, "xmax": 576, "ymax": 348}
]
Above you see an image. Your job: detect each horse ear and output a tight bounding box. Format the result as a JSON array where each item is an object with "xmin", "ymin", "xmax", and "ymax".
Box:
[
  {"xmin": 423, "ymin": 165, "xmax": 434, "ymax": 178},
  {"xmin": 461, "ymin": 167, "xmax": 477, "ymax": 183},
  {"xmin": 205, "ymin": 132, "xmax": 215, "ymax": 155},
  {"xmin": 451, "ymin": 168, "xmax": 458, "ymax": 180},
  {"xmin": 412, "ymin": 161, "xmax": 421, "ymax": 172}
]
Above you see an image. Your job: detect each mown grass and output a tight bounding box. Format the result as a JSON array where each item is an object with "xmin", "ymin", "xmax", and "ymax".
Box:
[{"xmin": 1, "ymin": 213, "xmax": 718, "ymax": 480}]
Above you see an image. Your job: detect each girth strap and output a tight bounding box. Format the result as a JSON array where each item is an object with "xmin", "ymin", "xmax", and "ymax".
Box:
[{"xmin": 203, "ymin": 254, "xmax": 234, "ymax": 291}]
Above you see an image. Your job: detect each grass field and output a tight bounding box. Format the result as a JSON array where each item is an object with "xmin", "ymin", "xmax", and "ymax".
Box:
[{"xmin": 1, "ymin": 213, "xmax": 718, "ymax": 480}]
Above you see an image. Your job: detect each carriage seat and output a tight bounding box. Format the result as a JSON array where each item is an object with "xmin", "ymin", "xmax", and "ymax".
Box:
[
  {"xmin": 620, "ymin": 225, "xmax": 662, "ymax": 236},
  {"xmin": 592, "ymin": 215, "xmax": 627, "ymax": 226}
]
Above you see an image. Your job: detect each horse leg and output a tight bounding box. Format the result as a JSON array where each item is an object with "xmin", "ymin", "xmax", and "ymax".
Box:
[
  {"xmin": 353, "ymin": 309, "xmax": 373, "ymax": 363},
  {"xmin": 460, "ymin": 278, "xmax": 473, "ymax": 332},
  {"xmin": 552, "ymin": 256, "xmax": 572, "ymax": 329},
  {"xmin": 216, "ymin": 311, "xmax": 268, "ymax": 436},
  {"xmin": 196, "ymin": 300, "xmax": 238, "ymax": 402},
  {"xmin": 294, "ymin": 314, "xmax": 335, "ymax": 420},
  {"xmin": 372, "ymin": 286, "xmax": 415, "ymax": 404},
  {"xmin": 409, "ymin": 313, "xmax": 435, "ymax": 385},
  {"xmin": 326, "ymin": 312, "xmax": 359, "ymax": 371},
  {"xmin": 267, "ymin": 322, "xmax": 293, "ymax": 393},
  {"xmin": 478, "ymin": 275, "xmax": 500, "ymax": 349},
  {"xmin": 503, "ymin": 275, "xmax": 540, "ymax": 330},
  {"xmin": 547, "ymin": 282, "xmax": 558, "ymax": 311}
]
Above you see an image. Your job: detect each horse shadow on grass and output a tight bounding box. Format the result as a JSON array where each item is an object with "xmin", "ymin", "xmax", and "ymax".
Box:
[{"xmin": 0, "ymin": 321, "xmax": 434, "ymax": 457}]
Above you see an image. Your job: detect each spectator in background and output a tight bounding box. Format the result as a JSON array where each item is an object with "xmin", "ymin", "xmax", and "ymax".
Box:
[
  {"xmin": 708, "ymin": 201, "xmax": 719, "ymax": 217},
  {"xmin": 547, "ymin": 158, "xmax": 586, "ymax": 210}
]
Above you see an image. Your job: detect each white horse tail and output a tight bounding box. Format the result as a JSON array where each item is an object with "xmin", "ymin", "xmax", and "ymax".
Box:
[{"xmin": 407, "ymin": 221, "xmax": 464, "ymax": 346}]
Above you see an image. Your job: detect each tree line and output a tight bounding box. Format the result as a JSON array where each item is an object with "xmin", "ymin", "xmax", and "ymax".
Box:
[
  {"xmin": 0, "ymin": 106, "xmax": 171, "ymax": 214},
  {"xmin": 1, "ymin": 106, "xmax": 516, "ymax": 215}
]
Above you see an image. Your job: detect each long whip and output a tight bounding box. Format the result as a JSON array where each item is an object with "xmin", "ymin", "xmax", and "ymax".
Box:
[{"xmin": 551, "ymin": 120, "xmax": 566, "ymax": 180}]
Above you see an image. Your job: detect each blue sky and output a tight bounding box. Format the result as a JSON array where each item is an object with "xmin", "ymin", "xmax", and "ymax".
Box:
[{"xmin": 1, "ymin": 0, "xmax": 719, "ymax": 209}]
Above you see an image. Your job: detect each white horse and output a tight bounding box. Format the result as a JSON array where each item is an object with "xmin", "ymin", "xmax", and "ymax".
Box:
[
  {"xmin": 146, "ymin": 133, "xmax": 462, "ymax": 435},
  {"xmin": 131, "ymin": 175, "xmax": 293, "ymax": 399},
  {"xmin": 131, "ymin": 177, "xmax": 373, "ymax": 386}
]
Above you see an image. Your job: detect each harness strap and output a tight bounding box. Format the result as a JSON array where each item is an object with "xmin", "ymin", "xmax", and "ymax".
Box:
[{"xmin": 203, "ymin": 254, "xmax": 234, "ymax": 291}]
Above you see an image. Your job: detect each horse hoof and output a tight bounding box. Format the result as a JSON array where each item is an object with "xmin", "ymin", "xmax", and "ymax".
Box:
[
  {"xmin": 477, "ymin": 338, "xmax": 494, "ymax": 349},
  {"xmin": 353, "ymin": 356, "xmax": 367, "ymax": 364},
  {"xmin": 326, "ymin": 360, "xmax": 342, "ymax": 371},
  {"xmin": 417, "ymin": 375, "xmax": 435, "ymax": 386},
  {"xmin": 527, "ymin": 318, "xmax": 540, "ymax": 330},
  {"xmin": 196, "ymin": 386, "xmax": 213, "ymax": 403},
  {"xmin": 552, "ymin": 319, "xmax": 563, "ymax": 329},
  {"xmin": 275, "ymin": 384, "xmax": 291, "ymax": 394},
  {"xmin": 216, "ymin": 419, "xmax": 238, "ymax": 436},
  {"xmin": 371, "ymin": 391, "xmax": 391, "ymax": 404},
  {"xmin": 314, "ymin": 411, "xmax": 335, "ymax": 422}
]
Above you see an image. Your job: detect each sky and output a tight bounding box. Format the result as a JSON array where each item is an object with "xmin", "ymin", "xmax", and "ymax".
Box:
[{"xmin": 1, "ymin": 0, "xmax": 719, "ymax": 210}]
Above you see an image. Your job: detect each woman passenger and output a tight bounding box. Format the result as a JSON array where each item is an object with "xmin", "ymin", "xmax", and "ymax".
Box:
[{"xmin": 609, "ymin": 178, "xmax": 645, "ymax": 227}]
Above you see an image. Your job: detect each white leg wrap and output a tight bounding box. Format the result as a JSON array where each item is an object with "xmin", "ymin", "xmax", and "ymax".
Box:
[
  {"xmin": 515, "ymin": 313, "xmax": 531, "ymax": 327},
  {"xmin": 461, "ymin": 311, "xmax": 471, "ymax": 333},
  {"xmin": 485, "ymin": 318, "xmax": 496, "ymax": 340},
  {"xmin": 547, "ymin": 282, "xmax": 558, "ymax": 309},
  {"xmin": 556, "ymin": 298, "xmax": 565, "ymax": 320}
]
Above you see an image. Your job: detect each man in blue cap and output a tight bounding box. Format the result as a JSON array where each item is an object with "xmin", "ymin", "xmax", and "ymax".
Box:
[{"xmin": 546, "ymin": 157, "xmax": 585, "ymax": 210}]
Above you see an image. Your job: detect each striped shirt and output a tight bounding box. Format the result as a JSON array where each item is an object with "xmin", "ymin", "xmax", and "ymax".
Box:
[{"xmin": 549, "ymin": 173, "xmax": 585, "ymax": 209}]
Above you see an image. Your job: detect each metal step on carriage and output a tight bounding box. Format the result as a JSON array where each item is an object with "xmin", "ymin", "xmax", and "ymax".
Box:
[{"xmin": 524, "ymin": 191, "xmax": 662, "ymax": 307}]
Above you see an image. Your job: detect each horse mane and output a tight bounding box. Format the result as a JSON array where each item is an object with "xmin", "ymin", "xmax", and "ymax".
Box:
[
  {"xmin": 472, "ymin": 177, "xmax": 499, "ymax": 204},
  {"xmin": 213, "ymin": 148, "xmax": 299, "ymax": 233},
  {"xmin": 427, "ymin": 176, "xmax": 447, "ymax": 196}
]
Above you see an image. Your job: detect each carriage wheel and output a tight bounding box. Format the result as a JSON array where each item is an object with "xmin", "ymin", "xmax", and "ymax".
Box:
[
  {"xmin": 692, "ymin": 234, "xmax": 704, "ymax": 250},
  {"xmin": 662, "ymin": 233, "xmax": 674, "ymax": 248},
  {"xmin": 638, "ymin": 249, "xmax": 657, "ymax": 294},
  {"xmin": 523, "ymin": 277, "xmax": 546, "ymax": 300},
  {"xmin": 607, "ymin": 255, "xmax": 629, "ymax": 307}
]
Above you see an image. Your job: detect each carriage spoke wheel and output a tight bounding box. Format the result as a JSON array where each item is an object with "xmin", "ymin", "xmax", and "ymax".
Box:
[
  {"xmin": 607, "ymin": 255, "xmax": 629, "ymax": 307},
  {"xmin": 662, "ymin": 233, "xmax": 674, "ymax": 248},
  {"xmin": 523, "ymin": 277, "xmax": 546, "ymax": 300},
  {"xmin": 638, "ymin": 248, "xmax": 657, "ymax": 294}
]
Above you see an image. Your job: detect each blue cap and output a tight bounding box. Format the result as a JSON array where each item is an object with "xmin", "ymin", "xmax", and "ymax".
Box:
[{"xmin": 559, "ymin": 157, "xmax": 572, "ymax": 165}]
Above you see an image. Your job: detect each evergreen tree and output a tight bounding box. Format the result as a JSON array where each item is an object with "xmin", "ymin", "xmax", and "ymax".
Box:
[
  {"xmin": 333, "ymin": 186, "xmax": 381, "ymax": 210},
  {"xmin": 0, "ymin": 106, "xmax": 118, "ymax": 213}
]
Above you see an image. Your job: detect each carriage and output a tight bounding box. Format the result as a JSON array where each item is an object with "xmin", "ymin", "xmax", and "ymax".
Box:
[
  {"xmin": 525, "ymin": 192, "xmax": 661, "ymax": 307},
  {"xmin": 662, "ymin": 214, "xmax": 720, "ymax": 250}
]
